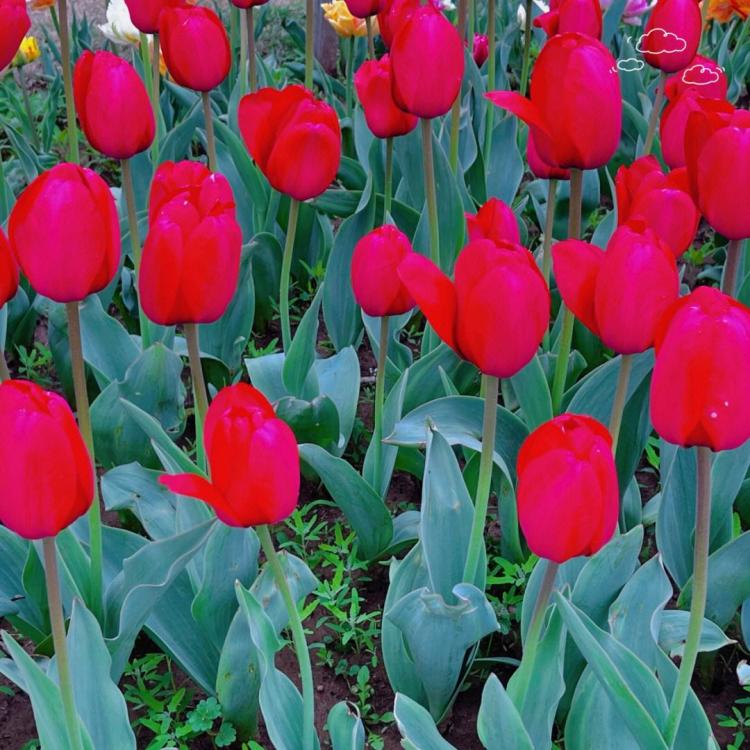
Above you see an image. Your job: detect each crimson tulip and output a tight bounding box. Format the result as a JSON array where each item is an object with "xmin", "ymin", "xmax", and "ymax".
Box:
[
  {"xmin": 390, "ymin": 4, "xmax": 464, "ymax": 119},
  {"xmin": 354, "ymin": 55, "xmax": 418, "ymax": 139},
  {"xmin": 473, "ymin": 34, "xmax": 489, "ymax": 67},
  {"xmin": 527, "ymin": 133, "xmax": 570, "ymax": 180},
  {"xmin": 398, "ymin": 239, "xmax": 549, "ymax": 377},
  {"xmin": 239, "ymin": 85, "xmax": 342, "ymax": 201},
  {"xmin": 465, "ymin": 198, "xmax": 520, "ymax": 246},
  {"xmin": 487, "ymin": 33, "xmax": 621, "ymax": 170},
  {"xmin": 139, "ymin": 161, "xmax": 242, "ymax": 326},
  {"xmin": 344, "ymin": 0, "xmax": 383, "ymax": 17},
  {"xmin": 517, "ymin": 413, "xmax": 619, "ymax": 563},
  {"xmin": 8, "ymin": 163, "xmax": 120, "ymax": 303},
  {"xmin": 0, "ymin": 380, "xmax": 93, "ymax": 540},
  {"xmin": 123, "ymin": 0, "xmax": 169, "ymax": 33},
  {"xmin": 615, "ymin": 156, "xmax": 699, "ymax": 257},
  {"xmin": 377, "ymin": 0, "xmax": 438, "ymax": 48},
  {"xmin": 230, "ymin": 0, "xmax": 269, "ymax": 7},
  {"xmin": 160, "ymin": 383, "xmax": 300, "ymax": 526},
  {"xmin": 0, "ymin": 0, "xmax": 29, "ymax": 71},
  {"xmin": 666, "ymin": 55, "xmax": 728, "ymax": 100},
  {"xmin": 638, "ymin": 0, "xmax": 701, "ymax": 74},
  {"xmin": 74, "ymin": 51, "xmax": 155, "ymax": 160},
  {"xmin": 159, "ymin": 4, "xmax": 231, "ymax": 91},
  {"xmin": 0, "ymin": 229, "xmax": 19, "ymax": 308},
  {"xmin": 552, "ymin": 224, "xmax": 679, "ymax": 353},
  {"xmin": 534, "ymin": 0, "xmax": 602, "ymax": 39},
  {"xmin": 651, "ymin": 287, "xmax": 750, "ymax": 451},
  {"xmin": 351, "ymin": 225, "xmax": 415, "ymax": 317}
]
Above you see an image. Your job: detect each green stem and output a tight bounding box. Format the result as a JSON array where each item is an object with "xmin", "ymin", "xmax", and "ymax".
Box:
[
  {"xmin": 365, "ymin": 16, "xmax": 375, "ymax": 59},
  {"xmin": 663, "ymin": 446, "xmax": 712, "ymax": 747},
  {"xmin": 608, "ymin": 353, "xmax": 632, "ymax": 456},
  {"xmin": 519, "ymin": 0, "xmax": 533, "ymax": 96},
  {"xmin": 372, "ymin": 316, "xmax": 389, "ymax": 498},
  {"xmin": 43, "ymin": 538, "xmax": 83, "ymax": 750},
  {"xmin": 0, "ymin": 351, "xmax": 10, "ymax": 381},
  {"xmin": 541, "ymin": 178, "xmax": 557, "ymax": 288},
  {"xmin": 202, "ymin": 92, "xmax": 218, "ymax": 172},
  {"xmin": 184, "ymin": 322, "xmax": 209, "ymax": 432},
  {"xmin": 248, "ymin": 9, "xmax": 257, "ymax": 93},
  {"xmin": 345, "ymin": 36, "xmax": 354, "ymax": 119},
  {"xmin": 239, "ymin": 9, "xmax": 248, "ymax": 96},
  {"xmin": 151, "ymin": 35, "xmax": 161, "ymax": 165},
  {"xmin": 16, "ymin": 68, "xmax": 39, "ymax": 151},
  {"xmin": 64, "ymin": 301, "xmax": 103, "ymax": 624},
  {"xmin": 722, "ymin": 239, "xmax": 743, "ymax": 297},
  {"xmin": 643, "ymin": 71, "xmax": 667, "ymax": 156},
  {"xmin": 280, "ymin": 199, "xmax": 301, "ymax": 352},
  {"xmin": 258, "ymin": 525, "xmax": 315, "ymax": 750},
  {"xmin": 57, "ymin": 0, "xmax": 79, "ymax": 162},
  {"xmin": 305, "ymin": 0, "xmax": 314, "ymax": 89},
  {"xmin": 139, "ymin": 33, "xmax": 154, "ymax": 100},
  {"xmin": 421, "ymin": 118, "xmax": 440, "ymax": 267},
  {"xmin": 462, "ymin": 374, "xmax": 499, "ymax": 586},
  {"xmin": 122, "ymin": 159, "xmax": 151, "ymax": 350},
  {"xmin": 449, "ymin": 0, "xmax": 466, "ymax": 173},
  {"xmin": 467, "ymin": 0, "xmax": 475, "ymax": 44},
  {"xmin": 384, "ymin": 137, "xmax": 394, "ymax": 220},
  {"xmin": 50, "ymin": 6, "xmax": 61, "ymax": 37},
  {"xmin": 482, "ymin": 0, "xmax": 496, "ymax": 158}
]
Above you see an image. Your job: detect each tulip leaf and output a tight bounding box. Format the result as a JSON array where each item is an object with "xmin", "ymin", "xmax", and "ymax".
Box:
[
  {"xmin": 602, "ymin": 0, "xmax": 631, "ymax": 45},
  {"xmin": 477, "ymin": 674, "xmax": 534, "ymax": 750},
  {"xmin": 393, "ymin": 693, "xmax": 458, "ymax": 750},
  {"xmin": 276, "ymin": 395, "xmax": 340, "ymax": 453},
  {"xmin": 327, "ymin": 703, "xmax": 366, "ymax": 750},
  {"xmin": 657, "ymin": 610, "xmax": 734, "ymax": 658},
  {"xmin": 282, "ymin": 284, "xmax": 324, "ymax": 398},
  {"xmin": 509, "ymin": 355, "xmax": 553, "ymax": 431},
  {"xmin": 487, "ymin": 115, "xmax": 524, "ymax": 207},
  {"xmin": 0, "ymin": 528, "xmax": 30, "ymax": 620}
]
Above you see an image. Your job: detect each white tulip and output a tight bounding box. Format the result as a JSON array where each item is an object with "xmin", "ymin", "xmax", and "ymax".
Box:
[{"xmin": 98, "ymin": 0, "xmax": 145, "ymax": 47}]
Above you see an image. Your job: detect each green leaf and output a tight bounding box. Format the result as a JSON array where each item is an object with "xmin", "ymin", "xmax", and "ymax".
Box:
[
  {"xmin": 657, "ymin": 610, "xmax": 734, "ymax": 658},
  {"xmin": 393, "ymin": 693, "xmax": 457, "ymax": 750},
  {"xmin": 327, "ymin": 703, "xmax": 365, "ymax": 750},
  {"xmin": 282, "ymin": 284, "xmax": 324, "ymax": 398},
  {"xmin": 276, "ymin": 395, "xmax": 340, "ymax": 454},
  {"xmin": 487, "ymin": 115, "xmax": 524, "ymax": 206},
  {"xmin": 477, "ymin": 674, "xmax": 534, "ymax": 750},
  {"xmin": 509, "ymin": 355, "xmax": 553, "ymax": 431}
]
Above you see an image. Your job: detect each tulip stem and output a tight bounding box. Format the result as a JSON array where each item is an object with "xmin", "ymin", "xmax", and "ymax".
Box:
[
  {"xmin": 0, "ymin": 352, "xmax": 10, "ymax": 382},
  {"xmin": 122, "ymin": 159, "xmax": 152, "ymax": 350},
  {"xmin": 201, "ymin": 92, "xmax": 218, "ymax": 172},
  {"xmin": 365, "ymin": 16, "xmax": 375, "ymax": 59},
  {"xmin": 247, "ymin": 9, "xmax": 257, "ymax": 93},
  {"xmin": 280, "ymin": 198, "xmax": 301, "ymax": 352},
  {"xmin": 462, "ymin": 374, "xmax": 499, "ymax": 586},
  {"xmin": 449, "ymin": 0, "xmax": 468, "ymax": 173},
  {"xmin": 151, "ymin": 35, "xmax": 161, "ymax": 166},
  {"xmin": 372, "ymin": 316, "xmax": 389, "ymax": 497},
  {"xmin": 257, "ymin": 525, "xmax": 315, "ymax": 750},
  {"xmin": 663, "ymin": 446, "xmax": 712, "ymax": 747},
  {"xmin": 15, "ymin": 68, "xmax": 39, "ymax": 152},
  {"xmin": 643, "ymin": 71, "xmax": 667, "ymax": 156},
  {"xmin": 541, "ymin": 178, "xmax": 557, "ymax": 288},
  {"xmin": 345, "ymin": 37, "xmax": 354, "ymax": 120},
  {"xmin": 43, "ymin": 538, "xmax": 83, "ymax": 750},
  {"xmin": 139, "ymin": 33, "xmax": 154, "ymax": 100},
  {"xmin": 467, "ymin": 0, "xmax": 475, "ymax": 44},
  {"xmin": 550, "ymin": 168, "xmax": 582, "ymax": 414},
  {"xmin": 64, "ymin": 301, "xmax": 103, "ymax": 625},
  {"xmin": 482, "ymin": 0, "xmax": 496, "ymax": 159},
  {"xmin": 305, "ymin": 0, "xmax": 314, "ymax": 89},
  {"xmin": 519, "ymin": 0, "xmax": 533, "ymax": 97},
  {"xmin": 57, "ymin": 0, "xmax": 79, "ymax": 163},
  {"xmin": 722, "ymin": 239, "xmax": 743, "ymax": 297},
  {"xmin": 184, "ymin": 323, "xmax": 209, "ymax": 468},
  {"xmin": 421, "ymin": 118, "xmax": 440, "ymax": 267},
  {"xmin": 384, "ymin": 137, "xmax": 394, "ymax": 220},
  {"xmin": 239, "ymin": 10, "xmax": 248, "ymax": 96},
  {"xmin": 608, "ymin": 353, "xmax": 632, "ymax": 456}
]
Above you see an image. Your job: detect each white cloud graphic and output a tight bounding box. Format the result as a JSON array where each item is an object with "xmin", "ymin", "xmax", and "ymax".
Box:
[
  {"xmin": 636, "ymin": 27, "xmax": 687, "ymax": 55},
  {"xmin": 616, "ymin": 57, "xmax": 646, "ymax": 72},
  {"xmin": 681, "ymin": 63, "xmax": 721, "ymax": 86}
]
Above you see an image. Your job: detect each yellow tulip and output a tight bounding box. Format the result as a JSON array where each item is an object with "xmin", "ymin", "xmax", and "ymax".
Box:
[
  {"xmin": 322, "ymin": 1, "xmax": 373, "ymax": 37},
  {"xmin": 13, "ymin": 36, "xmax": 41, "ymax": 67}
]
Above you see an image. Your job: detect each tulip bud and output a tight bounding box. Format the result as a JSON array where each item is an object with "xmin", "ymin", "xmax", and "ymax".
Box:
[
  {"xmin": 351, "ymin": 225, "xmax": 416, "ymax": 317},
  {"xmin": 639, "ymin": 0, "xmax": 701, "ymax": 74},
  {"xmin": 517, "ymin": 413, "xmax": 619, "ymax": 563},
  {"xmin": 487, "ymin": 33, "xmax": 621, "ymax": 170},
  {"xmin": 0, "ymin": 0, "xmax": 30, "ymax": 72},
  {"xmin": 465, "ymin": 198, "xmax": 520, "ymax": 246},
  {"xmin": 0, "ymin": 380, "xmax": 94, "ymax": 540},
  {"xmin": 398, "ymin": 239, "xmax": 550, "ymax": 378},
  {"xmin": 139, "ymin": 161, "xmax": 242, "ymax": 326},
  {"xmin": 390, "ymin": 4, "xmax": 464, "ymax": 119},
  {"xmin": 354, "ymin": 55, "xmax": 418, "ymax": 139},
  {"xmin": 9, "ymin": 163, "xmax": 120, "ymax": 303},
  {"xmin": 159, "ymin": 4, "xmax": 231, "ymax": 92},
  {"xmin": 472, "ymin": 33, "xmax": 489, "ymax": 67},
  {"xmin": 239, "ymin": 85, "xmax": 342, "ymax": 201},
  {"xmin": 343, "ymin": 0, "xmax": 383, "ymax": 18},
  {"xmin": 12, "ymin": 35, "xmax": 40, "ymax": 66},
  {"xmin": 651, "ymin": 287, "xmax": 750, "ymax": 451},
  {"xmin": 74, "ymin": 50, "xmax": 155, "ymax": 160},
  {"xmin": 160, "ymin": 384, "xmax": 300, "ymax": 527},
  {"xmin": 377, "ymin": 0, "xmax": 438, "ymax": 48},
  {"xmin": 124, "ymin": 0, "xmax": 169, "ymax": 33},
  {"xmin": 230, "ymin": 0, "xmax": 269, "ymax": 8},
  {"xmin": 533, "ymin": 0, "xmax": 602, "ymax": 39},
  {"xmin": 527, "ymin": 132, "xmax": 570, "ymax": 180}
]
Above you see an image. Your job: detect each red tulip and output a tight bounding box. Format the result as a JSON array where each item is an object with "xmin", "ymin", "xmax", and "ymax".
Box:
[
  {"xmin": 0, "ymin": 0, "xmax": 29, "ymax": 72},
  {"xmin": 517, "ymin": 413, "xmax": 619, "ymax": 563},
  {"xmin": 487, "ymin": 33, "xmax": 621, "ymax": 170},
  {"xmin": 615, "ymin": 156, "xmax": 699, "ymax": 257},
  {"xmin": 398, "ymin": 239, "xmax": 550, "ymax": 377},
  {"xmin": 8, "ymin": 163, "xmax": 120, "ymax": 303},
  {"xmin": 465, "ymin": 198, "xmax": 520, "ymax": 246},
  {"xmin": 377, "ymin": 0, "xmax": 439, "ymax": 48},
  {"xmin": 74, "ymin": 51, "xmax": 155, "ymax": 160},
  {"xmin": 139, "ymin": 161, "xmax": 242, "ymax": 326},
  {"xmin": 159, "ymin": 4, "xmax": 231, "ymax": 91},
  {"xmin": 344, "ymin": 0, "xmax": 383, "ymax": 17},
  {"xmin": 230, "ymin": 0, "xmax": 269, "ymax": 8},
  {"xmin": 351, "ymin": 225, "xmax": 416, "ymax": 317},
  {"xmin": 0, "ymin": 380, "xmax": 93, "ymax": 540},
  {"xmin": 666, "ymin": 55, "xmax": 728, "ymax": 100},
  {"xmin": 472, "ymin": 34, "xmax": 489, "ymax": 67},
  {"xmin": 123, "ymin": 0, "xmax": 169, "ymax": 33},
  {"xmin": 534, "ymin": 0, "xmax": 602, "ymax": 39},
  {"xmin": 552, "ymin": 224, "xmax": 679, "ymax": 354},
  {"xmin": 0, "ymin": 229, "xmax": 19, "ymax": 308},
  {"xmin": 239, "ymin": 85, "xmax": 341, "ymax": 201},
  {"xmin": 160, "ymin": 383, "xmax": 300, "ymax": 527},
  {"xmin": 390, "ymin": 4, "xmax": 464, "ymax": 119},
  {"xmin": 639, "ymin": 0, "xmax": 701, "ymax": 74},
  {"xmin": 354, "ymin": 55, "xmax": 418, "ymax": 139},
  {"xmin": 527, "ymin": 132, "xmax": 570, "ymax": 180},
  {"xmin": 651, "ymin": 287, "xmax": 750, "ymax": 451}
]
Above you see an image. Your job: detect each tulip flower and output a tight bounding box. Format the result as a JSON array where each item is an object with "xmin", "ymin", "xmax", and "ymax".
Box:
[
  {"xmin": 239, "ymin": 85, "xmax": 341, "ymax": 351},
  {"xmin": 599, "ymin": 0, "xmax": 654, "ymax": 23},
  {"xmin": 650, "ymin": 286, "xmax": 750, "ymax": 745},
  {"xmin": 377, "ymin": 0, "xmax": 439, "ymax": 48},
  {"xmin": 533, "ymin": 0, "xmax": 602, "ymax": 39},
  {"xmin": 12, "ymin": 35, "xmax": 39, "ymax": 66},
  {"xmin": 638, "ymin": 0, "xmax": 701, "ymax": 74},
  {"xmin": 0, "ymin": 229, "xmax": 19, "ymax": 381},
  {"xmin": 472, "ymin": 33, "xmax": 489, "ymax": 67},
  {"xmin": 465, "ymin": 198, "xmax": 520, "ymax": 246},
  {"xmin": 230, "ymin": 0, "xmax": 269, "ymax": 93},
  {"xmin": 99, "ymin": 0, "xmax": 142, "ymax": 45},
  {"xmin": 343, "ymin": 0, "xmax": 383, "ymax": 17},
  {"xmin": 615, "ymin": 156, "xmax": 700, "ymax": 258},
  {"xmin": 322, "ymin": 0, "xmax": 369, "ymax": 34},
  {"xmin": 73, "ymin": 50, "xmax": 155, "ymax": 160},
  {"xmin": 527, "ymin": 131, "xmax": 570, "ymax": 182},
  {"xmin": 124, "ymin": 0, "xmax": 168, "ymax": 32},
  {"xmin": 0, "ymin": 0, "xmax": 30, "ymax": 72},
  {"xmin": 706, "ymin": 0, "xmax": 750, "ymax": 20}
]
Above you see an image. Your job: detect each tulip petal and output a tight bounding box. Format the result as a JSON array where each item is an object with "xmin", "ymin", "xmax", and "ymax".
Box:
[
  {"xmin": 485, "ymin": 91, "xmax": 551, "ymax": 137},
  {"xmin": 159, "ymin": 473, "xmax": 240, "ymax": 526},
  {"xmin": 551, "ymin": 239, "xmax": 603, "ymax": 336}
]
